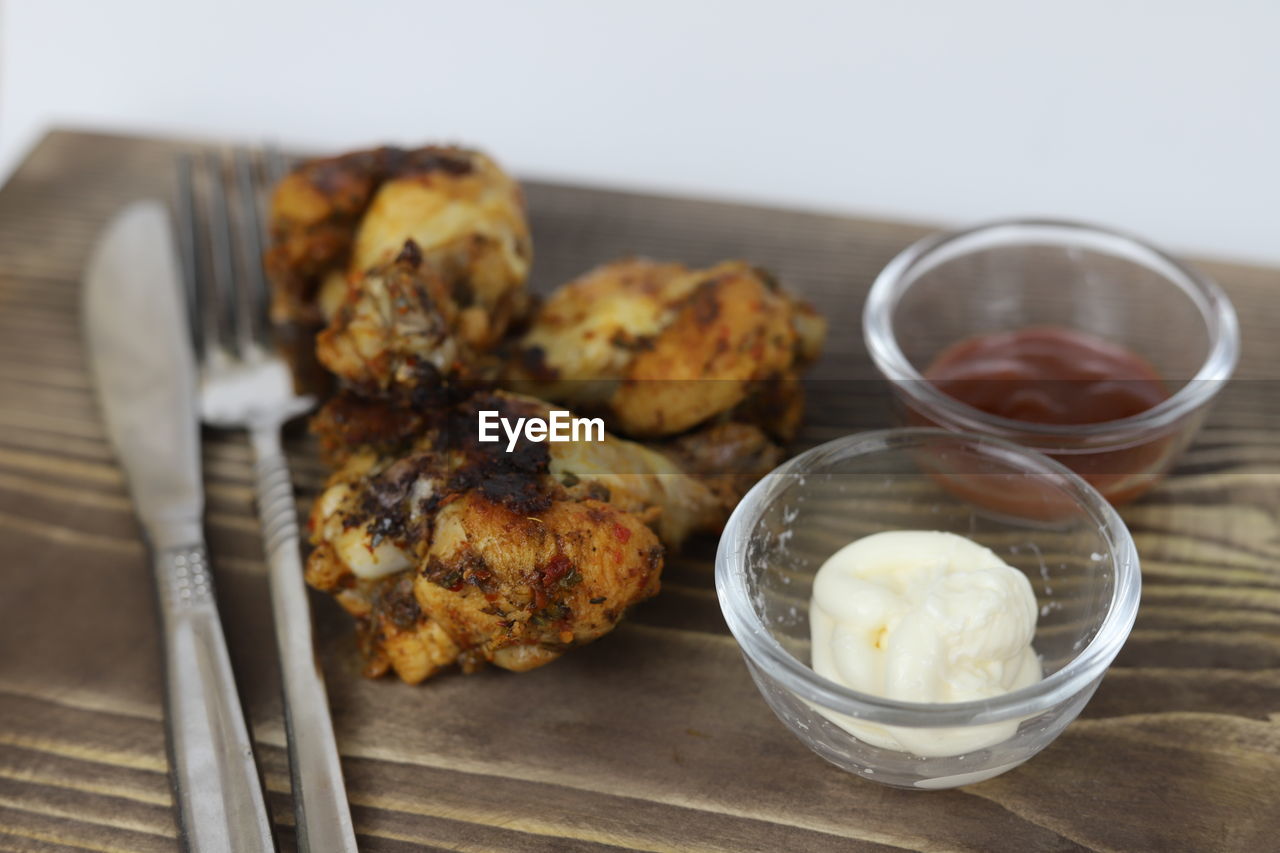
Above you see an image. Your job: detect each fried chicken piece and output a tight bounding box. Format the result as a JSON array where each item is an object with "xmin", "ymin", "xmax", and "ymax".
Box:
[
  {"xmin": 266, "ymin": 145, "xmax": 531, "ymax": 326},
  {"xmin": 507, "ymin": 259, "xmax": 826, "ymax": 439},
  {"xmin": 305, "ymin": 391, "xmax": 780, "ymax": 683},
  {"xmin": 312, "ymin": 251, "xmax": 826, "ymax": 438},
  {"xmin": 314, "ymin": 240, "xmax": 518, "ymax": 396},
  {"xmin": 309, "ymin": 390, "xmax": 780, "ymax": 549},
  {"xmin": 308, "ymin": 387, "xmax": 434, "ymax": 467}
]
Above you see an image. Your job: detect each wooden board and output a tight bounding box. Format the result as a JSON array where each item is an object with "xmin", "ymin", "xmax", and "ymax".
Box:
[{"xmin": 0, "ymin": 129, "xmax": 1278, "ymax": 853}]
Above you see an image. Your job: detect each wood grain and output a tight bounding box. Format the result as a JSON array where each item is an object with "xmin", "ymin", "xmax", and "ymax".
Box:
[{"xmin": 0, "ymin": 129, "xmax": 1277, "ymax": 852}]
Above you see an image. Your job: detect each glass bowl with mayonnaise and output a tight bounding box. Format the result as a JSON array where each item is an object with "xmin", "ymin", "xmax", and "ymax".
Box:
[
  {"xmin": 862, "ymin": 218, "xmax": 1239, "ymax": 505},
  {"xmin": 715, "ymin": 428, "xmax": 1140, "ymax": 790}
]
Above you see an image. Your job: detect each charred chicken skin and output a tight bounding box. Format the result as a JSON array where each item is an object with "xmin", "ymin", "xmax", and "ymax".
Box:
[
  {"xmin": 266, "ymin": 145, "xmax": 531, "ymax": 327},
  {"xmin": 305, "ymin": 391, "xmax": 780, "ymax": 683},
  {"xmin": 315, "ymin": 240, "xmax": 516, "ymax": 397}
]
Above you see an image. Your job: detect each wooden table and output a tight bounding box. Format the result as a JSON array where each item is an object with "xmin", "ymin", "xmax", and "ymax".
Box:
[{"xmin": 1, "ymin": 129, "xmax": 1277, "ymax": 852}]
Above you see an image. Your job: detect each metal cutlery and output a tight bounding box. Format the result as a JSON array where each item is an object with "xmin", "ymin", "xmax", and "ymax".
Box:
[
  {"xmin": 178, "ymin": 148, "xmax": 359, "ymax": 853},
  {"xmin": 83, "ymin": 201, "xmax": 277, "ymax": 853}
]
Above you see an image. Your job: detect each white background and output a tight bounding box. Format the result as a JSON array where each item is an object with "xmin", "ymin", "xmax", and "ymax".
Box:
[{"xmin": 3, "ymin": 0, "xmax": 1277, "ymax": 264}]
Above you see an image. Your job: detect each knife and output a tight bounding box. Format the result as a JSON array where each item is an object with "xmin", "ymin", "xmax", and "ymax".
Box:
[{"xmin": 83, "ymin": 201, "xmax": 277, "ymax": 853}]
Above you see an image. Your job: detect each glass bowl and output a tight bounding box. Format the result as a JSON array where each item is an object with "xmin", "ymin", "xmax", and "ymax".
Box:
[
  {"xmin": 862, "ymin": 219, "xmax": 1239, "ymax": 504},
  {"xmin": 714, "ymin": 428, "xmax": 1141, "ymax": 790}
]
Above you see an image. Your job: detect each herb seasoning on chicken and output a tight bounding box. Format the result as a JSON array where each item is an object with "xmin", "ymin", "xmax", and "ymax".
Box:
[
  {"xmin": 266, "ymin": 141, "xmax": 827, "ymax": 684},
  {"xmin": 305, "ymin": 391, "xmax": 780, "ymax": 682}
]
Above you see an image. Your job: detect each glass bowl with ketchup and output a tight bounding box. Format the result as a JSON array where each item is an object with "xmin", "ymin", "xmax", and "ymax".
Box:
[{"xmin": 862, "ymin": 219, "xmax": 1239, "ymax": 506}]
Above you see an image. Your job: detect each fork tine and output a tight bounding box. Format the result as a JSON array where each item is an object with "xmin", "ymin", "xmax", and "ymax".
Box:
[
  {"xmin": 232, "ymin": 147, "xmax": 270, "ymax": 347},
  {"xmin": 182, "ymin": 144, "xmax": 286, "ymax": 366},
  {"xmin": 179, "ymin": 151, "xmax": 232, "ymax": 362},
  {"xmin": 263, "ymin": 141, "xmax": 289, "ymax": 188},
  {"xmin": 174, "ymin": 153, "xmax": 204, "ymax": 359},
  {"xmin": 202, "ymin": 149, "xmax": 248, "ymax": 359}
]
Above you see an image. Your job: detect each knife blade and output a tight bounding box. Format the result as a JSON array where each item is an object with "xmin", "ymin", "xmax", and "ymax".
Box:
[
  {"xmin": 85, "ymin": 200, "xmax": 203, "ymax": 547},
  {"xmin": 83, "ymin": 200, "xmax": 276, "ymax": 853}
]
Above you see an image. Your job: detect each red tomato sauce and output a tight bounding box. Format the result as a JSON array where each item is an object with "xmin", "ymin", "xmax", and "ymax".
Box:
[
  {"xmin": 918, "ymin": 326, "xmax": 1173, "ymax": 509},
  {"xmin": 923, "ymin": 326, "xmax": 1169, "ymax": 425}
]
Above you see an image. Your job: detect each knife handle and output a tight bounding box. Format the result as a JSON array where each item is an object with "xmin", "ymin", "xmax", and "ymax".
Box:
[
  {"xmin": 252, "ymin": 426, "xmax": 359, "ymax": 853},
  {"xmin": 154, "ymin": 543, "xmax": 277, "ymax": 853}
]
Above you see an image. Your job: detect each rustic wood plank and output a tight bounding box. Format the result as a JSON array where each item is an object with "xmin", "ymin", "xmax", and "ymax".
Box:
[{"xmin": 0, "ymin": 128, "xmax": 1276, "ymax": 852}]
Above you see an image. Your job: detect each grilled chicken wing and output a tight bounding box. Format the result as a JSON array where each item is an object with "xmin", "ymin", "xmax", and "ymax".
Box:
[
  {"xmin": 315, "ymin": 240, "xmax": 518, "ymax": 396},
  {"xmin": 314, "ymin": 254, "xmax": 827, "ymax": 437},
  {"xmin": 266, "ymin": 145, "xmax": 531, "ymax": 327},
  {"xmin": 305, "ymin": 391, "xmax": 780, "ymax": 683},
  {"xmin": 509, "ymin": 259, "xmax": 826, "ymax": 439},
  {"xmin": 268, "ymin": 142, "xmax": 828, "ymax": 685}
]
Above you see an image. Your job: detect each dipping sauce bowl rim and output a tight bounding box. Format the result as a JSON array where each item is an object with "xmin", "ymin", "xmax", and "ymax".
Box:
[
  {"xmin": 861, "ymin": 217, "xmax": 1240, "ymax": 448},
  {"xmin": 714, "ymin": 427, "xmax": 1142, "ymax": 729}
]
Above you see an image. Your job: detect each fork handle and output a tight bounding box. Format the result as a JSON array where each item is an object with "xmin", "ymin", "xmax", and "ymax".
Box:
[
  {"xmin": 154, "ymin": 542, "xmax": 277, "ymax": 853},
  {"xmin": 251, "ymin": 425, "xmax": 359, "ymax": 853}
]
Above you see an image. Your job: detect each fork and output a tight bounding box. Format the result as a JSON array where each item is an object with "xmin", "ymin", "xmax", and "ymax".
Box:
[{"xmin": 178, "ymin": 147, "xmax": 359, "ymax": 853}]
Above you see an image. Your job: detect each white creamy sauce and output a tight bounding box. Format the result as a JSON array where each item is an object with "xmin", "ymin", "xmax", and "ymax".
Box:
[{"xmin": 809, "ymin": 530, "xmax": 1042, "ymax": 757}]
